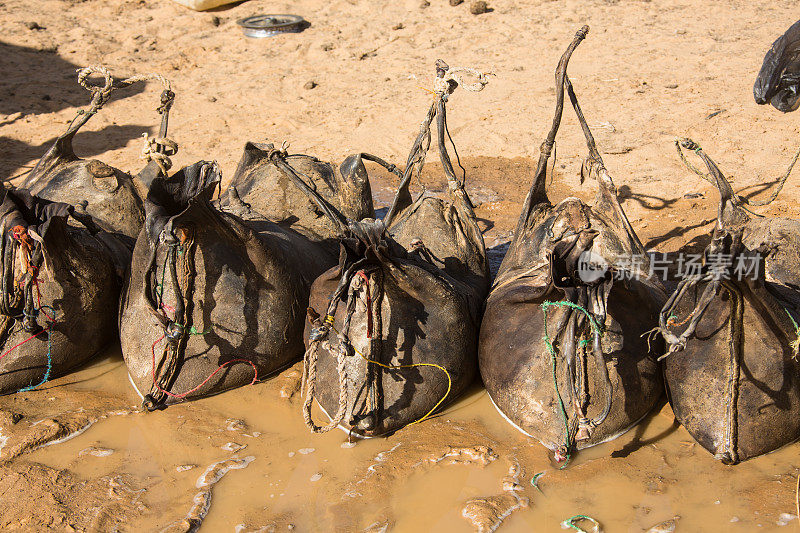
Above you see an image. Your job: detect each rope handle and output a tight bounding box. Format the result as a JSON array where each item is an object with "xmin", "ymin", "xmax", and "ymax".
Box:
[
  {"xmin": 383, "ymin": 60, "xmax": 491, "ymax": 226},
  {"xmin": 75, "ymin": 66, "xmax": 172, "ymax": 109},
  {"xmin": 676, "ymin": 137, "xmax": 800, "ymax": 210},
  {"xmin": 432, "ymin": 64, "xmax": 493, "ymax": 96}
]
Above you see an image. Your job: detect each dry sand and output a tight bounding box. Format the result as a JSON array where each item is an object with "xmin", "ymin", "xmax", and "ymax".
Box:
[{"xmin": 1, "ymin": 0, "xmax": 800, "ymax": 531}]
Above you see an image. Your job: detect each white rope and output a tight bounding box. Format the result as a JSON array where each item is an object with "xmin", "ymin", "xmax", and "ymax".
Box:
[
  {"xmin": 75, "ymin": 65, "xmax": 173, "ymax": 110},
  {"xmin": 432, "ymin": 66, "xmax": 493, "ymax": 95},
  {"xmin": 140, "ymin": 133, "xmax": 178, "ymax": 176}
]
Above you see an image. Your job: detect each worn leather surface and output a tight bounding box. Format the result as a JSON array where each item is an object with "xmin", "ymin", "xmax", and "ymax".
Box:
[{"xmin": 0, "ymin": 187, "xmax": 120, "ymax": 394}]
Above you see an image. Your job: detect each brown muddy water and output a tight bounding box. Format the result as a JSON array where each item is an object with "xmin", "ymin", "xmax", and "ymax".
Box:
[
  {"xmin": 1, "ymin": 352, "xmax": 798, "ymax": 532},
  {"xmin": 1, "ymin": 158, "xmax": 799, "ymax": 532}
]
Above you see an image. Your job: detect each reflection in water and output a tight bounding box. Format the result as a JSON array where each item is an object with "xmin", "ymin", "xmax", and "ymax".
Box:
[{"xmin": 0, "ymin": 351, "xmax": 797, "ymax": 532}]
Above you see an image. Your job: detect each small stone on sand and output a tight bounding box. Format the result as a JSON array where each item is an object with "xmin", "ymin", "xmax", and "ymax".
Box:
[{"xmin": 470, "ymin": 1, "xmax": 488, "ymax": 14}]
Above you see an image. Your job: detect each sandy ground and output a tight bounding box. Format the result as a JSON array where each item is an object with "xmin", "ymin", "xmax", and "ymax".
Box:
[{"xmin": 2, "ymin": 0, "xmax": 800, "ymax": 531}]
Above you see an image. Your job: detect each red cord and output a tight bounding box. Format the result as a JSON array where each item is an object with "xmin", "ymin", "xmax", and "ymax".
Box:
[
  {"xmin": 32, "ymin": 278, "xmax": 53, "ymax": 322},
  {"xmin": 0, "ymin": 233, "xmax": 54, "ymax": 366},
  {"xmin": 150, "ymin": 334, "xmax": 258, "ymax": 399},
  {"xmin": 0, "ymin": 326, "xmax": 49, "ymax": 363}
]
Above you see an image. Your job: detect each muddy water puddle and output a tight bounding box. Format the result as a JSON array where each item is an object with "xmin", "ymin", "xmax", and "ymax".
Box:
[
  {"xmin": 1, "ymin": 157, "xmax": 799, "ymax": 531},
  {"xmin": 1, "ymin": 352, "xmax": 797, "ymax": 532}
]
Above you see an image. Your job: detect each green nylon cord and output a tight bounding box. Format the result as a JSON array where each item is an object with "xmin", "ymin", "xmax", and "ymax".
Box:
[
  {"xmin": 541, "ymin": 300, "xmax": 604, "ymax": 468},
  {"xmin": 782, "ymin": 305, "xmax": 800, "ymax": 357},
  {"xmin": 173, "ymin": 324, "xmax": 212, "ymax": 336}
]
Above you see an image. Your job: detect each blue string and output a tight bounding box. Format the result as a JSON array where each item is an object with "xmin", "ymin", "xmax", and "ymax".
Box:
[{"xmin": 16, "ymin": 304, "xmax": 55, "ymax": 393}]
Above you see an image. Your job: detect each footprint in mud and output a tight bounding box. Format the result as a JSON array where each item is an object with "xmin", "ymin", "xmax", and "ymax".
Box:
[
  {"xmin": 646, "ymin": 516, "xmax": 680, "ymax": 532},
  {"xmin": 461, "ymin": 460, "xmax": 529, "ymax": 533},
  {"xmin": 161, "ymin": 455, "xmax": 255, "ymax": 533},
  {"xmin": 423, "ymin": 445, "xmax": 498, "ymax": 467},
  {"xmin": 335, "ymin": 430, "xmax": 528, "ymax": 531},
  {"xmin": 221, "ymin": 442, "xmax": 247, "ymax": 452},
  {"xmin": 0, "ymin": 407, "xmax": 136, "ymax": 463},
  {"xmin": 226, "ymin": 419, "xmax": 247, "ymax": 432},
  {"xmin": 0, "ymin": 463, "xmax": 145, "ymax": 531}
]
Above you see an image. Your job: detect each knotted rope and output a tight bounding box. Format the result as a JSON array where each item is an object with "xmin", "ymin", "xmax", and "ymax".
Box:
[
  {"xmin": 783, "ymin": 307, "xmax": 800, "ymax": 359},
  {"xmin": 73, "ymin": 66, "xmax": 178, "ymax": 175},
  {"xmin": 140, "ymin": 133, "xmax": 178, "ymax": 175},
  {"xmin": 76, "ymin": 65, "xmax": 115, "ymax": 107},
  {"xmin": 432, "ymin": 66, "xmax": 493, "ymax": 95},
  {"xmin": 0, "ymin": 224, "xmax": 56, "ymax": 392},
  {"xmin": 302, "ymin": 263, "xmax": 362, "ymax": 433},
  {"xmin": 302, "ymin": 268, "xmax": 452, "ymax": 434},
  {"xmin": 302, "ymin": 313, "xmax": 350, "ymax": 433}
]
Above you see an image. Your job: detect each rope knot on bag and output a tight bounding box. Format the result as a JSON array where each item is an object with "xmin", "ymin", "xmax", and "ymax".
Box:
[
  {"xmin": 75, "ymin": 66, "xmax": 178, "ymax": 177},
  {"xmin": 267, "ymin": 141, "xmax": 290, "ymax": 162},
  {"xmin": 140, "ymin": 133, "xmax": 178, "ymax": 175},
  {"xmin": 0, "ymin": 220, "xmax": 57, "ymax": 392},
  {"xmin": 76, "ymin": 65, "xmax": 114, "ymax": 106},
  {"xmin": 431, "ymin": 63, "xmax": 493, "ymax": 96}
]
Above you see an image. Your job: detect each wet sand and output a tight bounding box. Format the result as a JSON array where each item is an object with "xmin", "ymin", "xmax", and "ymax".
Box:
[
  {"xmin": 1, "ymin": 345, "xmax": 798, "ymax": 531},
  {"xmin": 2, "ymin": 0, "xmax": 800, "ymax": 530}
]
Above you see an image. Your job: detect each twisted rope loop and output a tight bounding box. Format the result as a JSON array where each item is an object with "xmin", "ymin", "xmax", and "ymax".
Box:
[
  {"xmin": 302, "ymin": 324, "xmax": 350, "ymax": 433},
  {"xmin": 76, "ymin": 66, "xmax": 172, "ymax": 105},
  {"xmin": 76, "ymin": 65, "xmax": 115, "ymax": 107},
  {"xmin": 432, "ymin": 66, "xmax": 493, "ymax": 96},
  {"xmin": 140, "ymin": 133, "xmax": 178, "ymax": 175}
]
